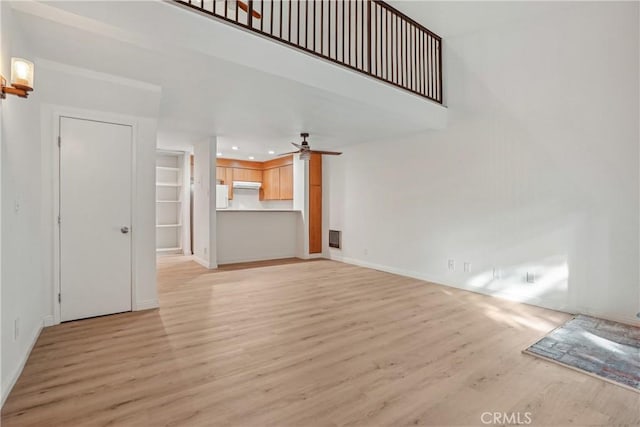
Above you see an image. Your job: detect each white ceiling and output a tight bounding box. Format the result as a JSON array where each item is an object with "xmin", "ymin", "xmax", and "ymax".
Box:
[
  {"xmin": 11, "ymin": 1, "xmax": 578, "ymax": 160},
  {"xmin": 13, "ymin": 1, "xmax": 448, "ymax": 161}
]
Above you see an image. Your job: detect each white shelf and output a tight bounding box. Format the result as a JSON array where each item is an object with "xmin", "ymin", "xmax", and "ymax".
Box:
[
  {"xmin": 156, "ymin": 150, "xmax": 187, "ymax": 256},
  {"xmin": 156, "ymin": 247, "xmax": 182, "ymax": 253}
]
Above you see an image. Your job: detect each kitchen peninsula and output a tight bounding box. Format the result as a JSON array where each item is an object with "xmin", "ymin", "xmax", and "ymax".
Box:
[{"xmin": 215, "ymin": 155, "xmax": 303, "ymax": 264}]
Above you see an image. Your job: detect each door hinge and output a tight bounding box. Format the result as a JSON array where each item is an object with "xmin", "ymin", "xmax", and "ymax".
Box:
[
  {"xmin": 57, "ymin": 215, "xmax": 61, "ymax": 225},
  {"xmin": 58, "ymin": 293, "xmax": 61, "ymax": 304},
  {"xmin": 58, "ymin": 136, "xmax": 61, "ymax": 147}
]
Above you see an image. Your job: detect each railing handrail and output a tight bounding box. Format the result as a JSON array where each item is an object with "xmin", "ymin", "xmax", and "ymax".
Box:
[
  {"xmin": 173, "ymin": 0, "xmax": 443, "ymax": 104},
  {"xmin": 372, "ymin": 1, "xmax": 441, "ymax": 42}
]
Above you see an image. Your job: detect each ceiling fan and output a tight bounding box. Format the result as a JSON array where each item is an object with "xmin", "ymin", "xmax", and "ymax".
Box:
[
  {"xmin": 279, "ymin": 133, "xmax": 342, "ymax": 160},
  {"xmin": 228, "ymin": 0, "xmax": 262, "ymax": 19}
]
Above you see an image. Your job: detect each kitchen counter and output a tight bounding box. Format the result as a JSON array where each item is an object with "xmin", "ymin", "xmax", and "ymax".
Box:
[{"xmin": 216, "ymin": 210, "xmax": 302, "ymax": 264}]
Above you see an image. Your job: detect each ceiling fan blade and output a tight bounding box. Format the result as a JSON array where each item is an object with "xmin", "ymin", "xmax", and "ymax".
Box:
[
  {"xmin": 237, "ymin": 0, "xmax": 262, "ymax": 19},
  {"xmin": 309, "ymin": 150, "xmax": 343, "ymax": 156},
  {"xmin": 277, "ymin": 150, "xmax": 301, "ymax": 156},
  {"xmin": 291, "ymin": 142, "xmax": 303, "ymax": 149}
]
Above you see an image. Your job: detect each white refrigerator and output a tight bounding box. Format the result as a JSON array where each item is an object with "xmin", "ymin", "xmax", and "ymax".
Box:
[{"xmin": 216, "ymin": 185, "xmax": 229, "ymax": 209}]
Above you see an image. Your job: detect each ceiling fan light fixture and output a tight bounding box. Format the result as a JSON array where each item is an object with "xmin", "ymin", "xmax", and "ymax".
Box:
[{"xmin": 299, "ymin": 151, "xmax": 311, "ymax": 161}]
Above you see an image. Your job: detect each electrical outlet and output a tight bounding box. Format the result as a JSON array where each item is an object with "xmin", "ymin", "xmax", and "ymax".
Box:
[
  {"xmin": 204, "ymin": 247, "xmax": 208, "ymax": 255},
  {"xmin": 448, "ymin": 259, "xmax": 455, "ymax": 271},
  {"xmin": 464, "ymin": 262, "xmax": 471, "ymax": 272},
  {"xmin": 526, "ymin": 272, "xmax": 535, "ymax": 283},
  {"xmin": 493, "ymin": 268, "xmax": 501, "ymax": 280},
  {"xmin": 364, "ymin": 248, "xmax": 369, "ymax": 256},
  {"xmin": 14, "ymin": 318, "xmax": 19, "ymax": 341}
]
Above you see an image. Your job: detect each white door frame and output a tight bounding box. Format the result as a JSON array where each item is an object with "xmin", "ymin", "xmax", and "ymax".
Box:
[{"xmin": 52, "ymin": 108, "xmax": 138, "ymax": 325}]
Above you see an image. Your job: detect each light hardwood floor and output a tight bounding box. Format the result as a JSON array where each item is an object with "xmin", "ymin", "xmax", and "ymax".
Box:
[{"xmin": 2, "ymin": 257, "xmax": 639, "ymax": 426}]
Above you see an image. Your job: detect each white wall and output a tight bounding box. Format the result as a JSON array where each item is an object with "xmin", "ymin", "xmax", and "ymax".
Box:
[
  {"xmin": 1, "ymin": 1, "xmax": 48, "ymax": 404},
  {"xmin": 193, "ymin": 137, "xmax": 217, "ymax": 268},
  {"xmin": 0, "ymin": 0, "xmax": 3, "ymax": 401},
  {"xmin": 292, "ymin": 155, "xmax": 308, "ymax": 258},
  {"xmin": 1, "ymin": 25, "xmax": 163, "ymax": 403},
  {"xmin": 226, "ymin": 189, "xmax": 293, "ymax": 210},
  {"xmin": 37, "ymin": 61, "xmax": 162, "ymax": 316},
  {"xmin": 327, "ymin": 2, "xmax": 640, "ymax": 325}
]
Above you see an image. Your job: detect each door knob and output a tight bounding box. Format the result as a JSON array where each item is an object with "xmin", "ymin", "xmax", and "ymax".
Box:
[{"xmin": 121, "ymin": 226, "xmax": 129, "ymax": 234}]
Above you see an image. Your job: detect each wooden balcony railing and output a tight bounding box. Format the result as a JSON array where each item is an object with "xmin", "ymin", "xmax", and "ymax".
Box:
[{"xmin": 175, "ymin": 0, "xmax": 443, "ymax": 103}]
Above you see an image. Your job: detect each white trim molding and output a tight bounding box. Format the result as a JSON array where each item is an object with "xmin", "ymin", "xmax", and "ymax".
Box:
[
  {"xmin": 50, "ymin": 106, "xmax": 140, "ymax": 325},
  {"xmin": 1, "ymin": 320, "xmax": 43, "ymax": 407},
  {"xmin": 135, "ymin": 299, "xmax": 159, "ymax": 311}
]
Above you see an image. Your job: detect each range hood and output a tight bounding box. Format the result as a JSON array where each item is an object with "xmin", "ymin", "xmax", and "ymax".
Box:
[{"xmin": 233, "ymin": 181, "xmax": 262, "ymax": 190}]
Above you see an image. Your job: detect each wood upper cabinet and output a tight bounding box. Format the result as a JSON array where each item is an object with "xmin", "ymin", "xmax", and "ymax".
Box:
[
  {"xmin": 216, "ymin": 166, "xmax": 234, "ymax": 199},
  {"xmin": 216, "ymin": 167, "xmax": 226, "ymax": 182},
  {"xmin": 225, "ymin": 168, "xmax": 234, "ymax": 199},
  {"xmin": 233, "ymin": 168, "xmax": 263, "ymax": 183},
  {"xmin": 261, "ymin": 167, "xmax": 280, "ymax": 200},
  {"xmin": 309, "ymin": 153, "xmax": 322, "ymax": 186},
  {"xmin": 279, "ymin": 165, "xmax": 293, "ymax": 200},
  {"xmin": 218, "ymin": 156, "xmax": 293, "ymax": 202},
  {"xmin": 261, "ymin": 165, "xmax": 293, "ymax": 200}
]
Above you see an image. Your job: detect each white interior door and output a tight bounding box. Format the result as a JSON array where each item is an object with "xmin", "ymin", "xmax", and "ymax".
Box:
[{"xmin": 60, "ymin": 117, "xmax": 133, "ymax": 322}]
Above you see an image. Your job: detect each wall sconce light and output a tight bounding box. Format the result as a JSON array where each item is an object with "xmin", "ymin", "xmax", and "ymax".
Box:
[{"xmin": 1, "ymin": 58, "xmax": 35, "ymax": 99}]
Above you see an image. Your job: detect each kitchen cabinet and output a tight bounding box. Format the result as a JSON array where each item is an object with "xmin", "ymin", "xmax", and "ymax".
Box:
[
  {"xmin": 309, "ymin": 153, "xmax": 322, "ymax": 186},
  {"xmin": 309, "ymin": 185, "xmax": 322, "ymax": 253},
  {"xmin": 279, "ymin": 165, "xmax": 293, "ymax": 200},
  {"xmin": 225, "ymin": 168, "xmax": 234, "ymax": 199},
  {"xmin": 308, "ymin": 154, "xmax": 322, "ymax": 254},
  {"xmin": 261, "ymin": 165, "xmax": 294, "ymax": 201},
  {"xmin": 216, "ymin": 167, "xmax": 226, "ymax": 182},
  {"xmin": 216, "ymin": 166, "xmax": 234, "ymax": 200},
  {"xmin": 217, "ymin": 155, "xmax": 293, "ymax": 202},
  {"xmin": 262, "ymin": 167, "xmax": 280, "ymax": 200},
  {"xmin": 233, "ymin": 168, "xmax": 263, "ymax": 183}
]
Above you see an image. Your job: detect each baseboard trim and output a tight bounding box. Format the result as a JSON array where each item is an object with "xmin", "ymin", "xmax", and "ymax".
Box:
[
  {"xmin": 1, "ymin": 320, "xmax": 44, "ymax": 408},
  {"xmin": 575, "ymin": 308, "xmax": 640, "ymax": 327},
  {"xmin": 332, "ymin": 255, "xmax": 573, "ymax": 314},
  {"xmin": 217, "ymin": 254, "xmax": 298, "ymax": 265},
  {"xmin": 136, "ymin": 299, "xmax": 159, "ymax": 311},
  {"xmin": 193, "ymin": 256, "xmax": 215, "ymax": 269},
  {"xmin": 42, "ymin": 315, "xmax": 55, "ymax": 327},
  {"xmin": 332, "ymin": 255, "xmax": 640, "ymax": 325}
]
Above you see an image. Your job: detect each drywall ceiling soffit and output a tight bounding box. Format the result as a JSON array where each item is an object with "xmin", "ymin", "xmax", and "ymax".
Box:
[
  {"xmin": 12, "ymin": 1, "xmax": 448, "ymax": 159},
  {"xmin": 13, "ymin": 0, "xmax": 446, "ymax": 123}
]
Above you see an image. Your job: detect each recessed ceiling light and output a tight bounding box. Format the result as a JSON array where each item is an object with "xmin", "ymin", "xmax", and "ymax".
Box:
[
  {"xmin": 248, "ymin": 156, "xmax": 255, "ymax": 160},
  {"xmin": 216, "ymin": 152, "xmax": 222, "ymax": 156},
  {"xmin": 232, "ymin": 146, "xmax": 239, "ymax": 150},
  {"xmin": 268, "ymin": 150, "xmax": 275, "ymax": 154}
]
